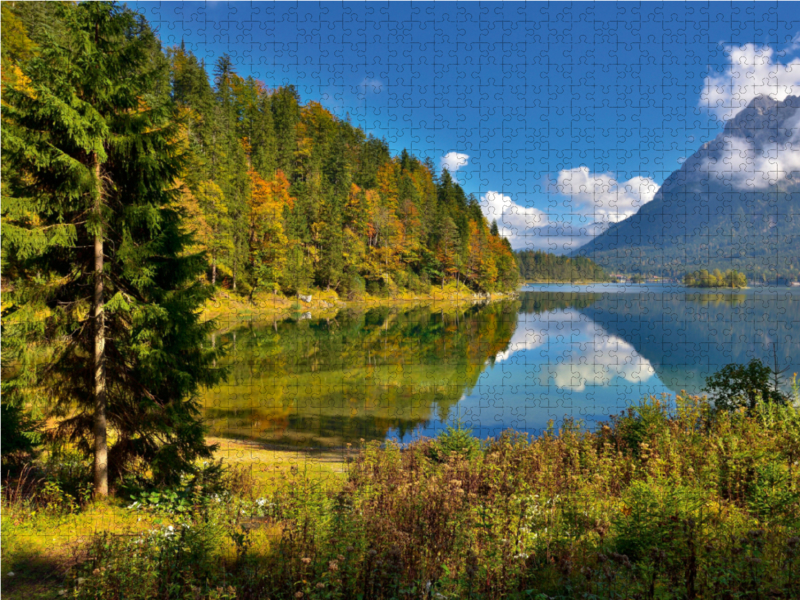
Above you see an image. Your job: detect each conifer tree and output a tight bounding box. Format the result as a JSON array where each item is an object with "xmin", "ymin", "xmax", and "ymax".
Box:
[
  {"xmin": 213, "ymin": 55, "xmax": 250, "ymax": 291},
  {"xmin": 2, "ymin": 2, "xmax": 223, "ymax": 494},
  {"xmin": 272, "ymin": 85, "xmax": 301, "ymax": 178}
]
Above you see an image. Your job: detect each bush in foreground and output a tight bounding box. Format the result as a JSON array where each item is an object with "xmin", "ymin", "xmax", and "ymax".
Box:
[{"xmin": 8, "ymin": 395, "xmax": 800, "ymax": 599}]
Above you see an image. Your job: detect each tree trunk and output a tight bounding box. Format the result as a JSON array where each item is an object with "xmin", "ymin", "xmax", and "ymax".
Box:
[
  {"xmin": 92, "ymin": 155, "xmax": 108, "ymax": 498},
  {"xmin": 211, "ymin": 253, "xmax": 217, "ymax": 285}
]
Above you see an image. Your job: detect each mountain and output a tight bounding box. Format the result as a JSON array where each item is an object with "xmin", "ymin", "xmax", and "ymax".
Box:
[{"xmin": 574, "ymin": 95, "xmax": 800, "ymax": 281}]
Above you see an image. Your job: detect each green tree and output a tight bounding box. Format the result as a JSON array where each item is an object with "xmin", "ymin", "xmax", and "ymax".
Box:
[
  {"xmin": 272, "ymin": 85, "xmax": 301, "ymax": 178},
  {"xmin": 213, "ymin": 54, "xmax": 250, "ymax": 292},
  {"xmin": 702, "ymin": 359, "xmax": 789, "ymax": 412},
  {"xmin": 2, "ymin": 2, "xmax": 223, "ymax": 493}
]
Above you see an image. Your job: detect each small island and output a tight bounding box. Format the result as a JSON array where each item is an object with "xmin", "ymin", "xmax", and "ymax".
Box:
[{"xmin": 683, "ymin": 268, "xmax": 747, "ymax": 288}]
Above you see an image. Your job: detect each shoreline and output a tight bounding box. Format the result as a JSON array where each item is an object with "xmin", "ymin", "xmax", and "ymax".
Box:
[
  {"xmin": 201, "ymin": 287, "xmax": 520, "ymax": 327},
  {"xmin": 521, "ymin": 280, "xmax": 612, "ymax": 285}
]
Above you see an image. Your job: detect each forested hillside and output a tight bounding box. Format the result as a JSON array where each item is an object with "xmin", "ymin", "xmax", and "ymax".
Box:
[
  {"xmin": 516, "ymin": 250, "xmax": 610, "ymax": 282},
  {"xmin": 2, "ymin": 3, "xmax": 518, "ymax": 300},
  {"xmin": 169, "ymin": 47, "xmax": 518, "ymax": 296}
]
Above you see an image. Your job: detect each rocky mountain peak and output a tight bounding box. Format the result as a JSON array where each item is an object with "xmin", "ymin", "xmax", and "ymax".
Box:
[{"xmin": 573, "ymin": 94, "xmax": 800, "ymax": 279}]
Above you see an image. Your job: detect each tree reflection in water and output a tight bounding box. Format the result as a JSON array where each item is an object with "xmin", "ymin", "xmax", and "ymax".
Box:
[{"xmin": 202, "ymin": 287, "xmax": 800, "ymax": 447}]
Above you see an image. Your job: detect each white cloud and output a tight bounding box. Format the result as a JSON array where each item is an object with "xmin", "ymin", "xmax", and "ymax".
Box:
[
  {"xmin": 494, "ymin": 310, "xmax": 656, "ymax": 390},
  {"xmin": 356, "ymin": 78, "xmax": 383, "ymax": 97},
  {"xmin": 788, "ymin": 33, "xmax": 800, "ymax": 54},
  {"xmin": 440, "ymin": 152, "xmax": 469, "ymax": 173},
  {"xmin": 479, "ymin": 190, "xmax": 549, "ymax": 243},
  {"xmin": 478, "ymin": 169, "xmax": 657, "ymax": 252},
  {"xmin": 549, "ymin": 167, "xmax": 658, "ymax": 225},
  {"xmin": 495, "ymin": 323, "xmax": 546, "ymax": 362},
  {"xmin": 700, "ymin": 120, "xmax": 800, "ymax": 190},
  {"xmin": 701, "ymin": 43, "xmax": 800, "ymax": 121}
]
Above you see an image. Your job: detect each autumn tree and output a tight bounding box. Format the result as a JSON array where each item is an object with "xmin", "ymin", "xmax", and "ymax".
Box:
[{"xmin": 248, "ymin": 169, "xmax": 293, "ymax": 295}]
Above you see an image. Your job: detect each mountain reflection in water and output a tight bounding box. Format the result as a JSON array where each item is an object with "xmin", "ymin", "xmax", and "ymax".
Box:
[{"xmin": 201, "ymin": 285, "xmax": 800, "ymax": 447}]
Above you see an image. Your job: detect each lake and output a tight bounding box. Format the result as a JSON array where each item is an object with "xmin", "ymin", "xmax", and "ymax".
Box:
[{"xmin": 201, "ymin": 283, "xmax": 800, "ymax": 448}]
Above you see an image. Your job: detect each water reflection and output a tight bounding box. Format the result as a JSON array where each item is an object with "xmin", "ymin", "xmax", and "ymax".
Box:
[
  {"xmin": 201, "ymin": 285, "xmax": 800, "ymax": 447},
  {"xmin": 201, "ymin": 302, "xmax": 518, "ymax": 447},
  {"xmin": 579, "ymin": 286, "xmax": 800, "ymax": 396}
]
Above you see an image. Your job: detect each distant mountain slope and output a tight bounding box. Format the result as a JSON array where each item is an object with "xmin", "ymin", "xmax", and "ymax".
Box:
[{"xmin": 574, "ymin": 95, "xmax": 800, "ymax": 281}]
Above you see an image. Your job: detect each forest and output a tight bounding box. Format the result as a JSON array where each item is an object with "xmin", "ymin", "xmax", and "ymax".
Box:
[
  {"xmin": 515, "ymin": 249, "xmax": 611, "ymax": 282},
  {"xmin": 170, "ymin": 52, "xmax": 519, "ymax": 297},
  {"xmin": 170, "ymin": 27, "xmax": 517, "ymax": 298},
  {"xmin": 2, "ymin": 3, "xmax": 518, "ymax": 302}
]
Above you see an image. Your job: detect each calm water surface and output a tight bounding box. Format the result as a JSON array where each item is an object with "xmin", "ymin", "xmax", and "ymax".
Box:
[{"xmin": 201, "ymin": 284, "xmax": 800, "ymax": 447}]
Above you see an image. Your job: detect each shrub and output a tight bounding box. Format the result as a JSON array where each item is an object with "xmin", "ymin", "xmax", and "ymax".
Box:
[
  {"xmin": 703, "ymin": 358, "xmax": 788, "ymax": 412},
  {"xmin": 72, "ymin": 522, "xmax": 234, "ymax": 600},
  {"xmin": 0, "ymin": 401, "xmax": 41, "ymax": 474},
  {"xmin": 343, "ymin": 273, "xmax": 366, "ymax": 299},
  {"xmin": 427, "ymin": 419, "xmax": 482, "ymax": 463}
]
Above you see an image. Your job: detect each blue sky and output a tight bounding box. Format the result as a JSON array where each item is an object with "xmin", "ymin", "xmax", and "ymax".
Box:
[{"xmin": 131, "ymin": 1, "xmax": 800, "ymax": 252}]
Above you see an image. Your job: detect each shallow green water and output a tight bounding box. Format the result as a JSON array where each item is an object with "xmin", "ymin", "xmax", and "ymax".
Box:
[{"xmin": 201, "ymin": 284, "xmax": 800, "ymax": 447}]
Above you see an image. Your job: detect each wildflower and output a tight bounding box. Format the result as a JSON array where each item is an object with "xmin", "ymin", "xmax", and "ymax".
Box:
[
  {"xmin": 92, "ymin": 569, "xmax": 101, "ymax": 576},
  {"xmin": 77, "ymin": 578, "xmax": 86, "ymax": 585},
  {"xmin": 58, "ymin": 591, "xmax": 67, "ymax": 596},
  {"xmin": 316, "ymin": 583, "xmax": 325, "ymax": 589},
  {"xmin": 514, "ymin": 553, "xmax": 529, "ymax": 560},
  {"xmin": 7, "ymin": 572, "xmax": 14, "ymax": 577},
  {"xmin": 328, "ymin": 560, "xmax": 339, "ymax": 572},
  {"xmin": 337, "ymin": 554, "xmax": 344, "ymax": 561},
  {"xmin": 295, "ymin": 592, "xmax": 304, "ymax": 598}
]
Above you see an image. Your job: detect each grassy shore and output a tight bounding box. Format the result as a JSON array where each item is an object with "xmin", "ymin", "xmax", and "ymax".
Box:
[
  {"xmin": 1, "ymin": 439, "xmax": 350, "ymax": 600},
  {"xmin": 3, "ymin": 395, "xmax": 799, "ymax": 600},
  {"xmin": 200, "ymin": 282, "xmax": 517, "ymax": 327}
]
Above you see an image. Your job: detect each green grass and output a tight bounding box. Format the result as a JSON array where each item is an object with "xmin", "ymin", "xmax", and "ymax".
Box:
[{"xmin": 1, "ymin": 439, "xmax": 348, "ymax": 600}]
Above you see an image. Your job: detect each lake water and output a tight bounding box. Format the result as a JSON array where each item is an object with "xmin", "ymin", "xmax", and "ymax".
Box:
[{"xmin": 201, "ymin": 283, "xmax": 800, "ymax": 448}]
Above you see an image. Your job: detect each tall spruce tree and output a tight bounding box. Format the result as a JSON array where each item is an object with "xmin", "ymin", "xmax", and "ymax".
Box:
[
  {"xmin": 2, "ymin": 2, "xmax": 223, "ymax": 494},
  {"xmin": 213, "ymin": 54, "xmax": 249, "ymax": 291}
]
